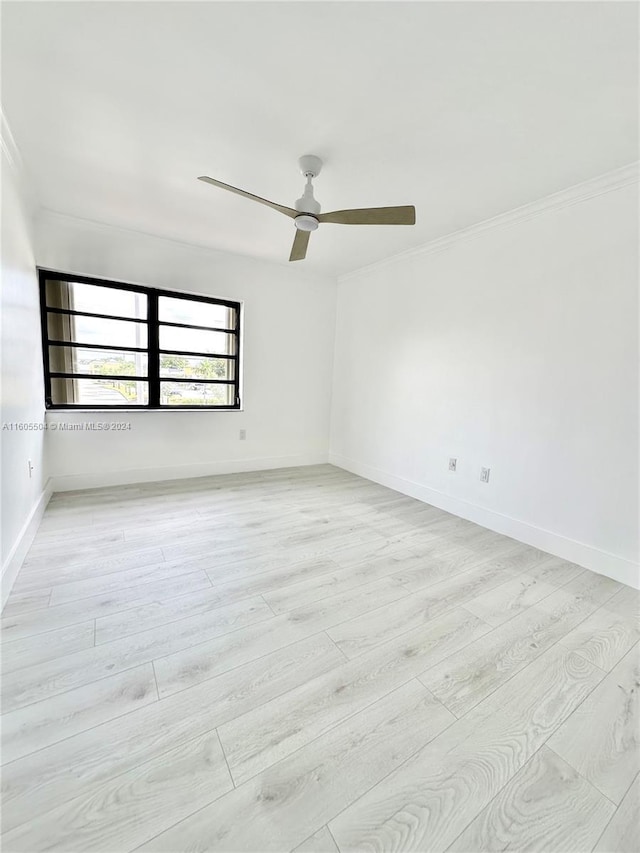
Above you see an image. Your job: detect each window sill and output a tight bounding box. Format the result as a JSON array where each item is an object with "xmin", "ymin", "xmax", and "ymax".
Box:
[{"xmin": 45, "ymin": 408, "xmax": 244, "ymax": 413}]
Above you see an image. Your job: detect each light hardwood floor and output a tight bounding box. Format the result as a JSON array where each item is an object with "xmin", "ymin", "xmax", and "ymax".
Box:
[{"xmin": 1, "ymin": 464, "xmax": 638, "ymax": 852}]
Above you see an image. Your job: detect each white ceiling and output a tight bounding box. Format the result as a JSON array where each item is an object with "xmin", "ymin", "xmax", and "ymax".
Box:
[{"xmin": 2, "ymin": 1, "xmax": 637, "ymax": 276}]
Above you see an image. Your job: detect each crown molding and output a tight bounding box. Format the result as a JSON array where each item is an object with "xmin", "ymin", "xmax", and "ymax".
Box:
[
  {"xmin": 1, "ymin": 108, "xmax": 38, "ymax": 215},
  {"xmin": 339, "ymin": 162, "xmax": 639, "ymax": 283},
  {"xmin": 0, "ymin": 109, "xmax": 22, "ymax": 175}
]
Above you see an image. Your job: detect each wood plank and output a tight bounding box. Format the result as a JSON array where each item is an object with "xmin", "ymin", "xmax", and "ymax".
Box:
[
  {"xmin": 159, "ymin": 519, "xmax": 385, "ymax": 564},
  {"xmin": 205, "ymin": 557, "xmax": 349, "ymax": 601},
  {"xmin": 321, "ymin": 537, "xmax": 417, "ymax": 569},
  {"xmin": 262, "ymin": 550, "xmax": 421, "ymax": 614},
  {"xmin": 137, "ymin": 680, "xmax": 453, "ymax": 851},
  {"xmin": 328, "ymin": 647, "xmax": 605, "ymax": 853},
  {"xmin": 1, "ymin": 634, "xmax": 341, "ymax": 834},
  {"xmin": 420, "ymin": 571, "xmax": 620, "ymax": 717},
  {"xmin": 464, "ymin": 556, "xmax": 584, "ymax": 626},
  {"xmin": 605, "ymin": 585, "xmax": 640, "ymax": 619},
  {"xmin": 327, "ymin": 560, "xmax": 515, "ymax": 659},
  {"xmin": 1, "ymin": 596, "xmax": 272, "ymax": 712},
  {"xmin": 1, "ymin": 731, "xmax": 233, "ymax": 852},
  {"xmin": 351, "ymin": 510, "xmax": 463, "ymax": 540},
  {"xmin": 548, "ymin": 642, "xmax": 640, "ymax": 804},
  {"xmin": 23, "ymin": 529, "xmax": 125, "ymax": 561},
  {"xmin": 1, "ymin": 664, "xmax": 157, "ymax": 764},
  {"xmin": 1, "ymin": 589, "xmax": 52, "ymax": 617},
  {"xmin": 13, "ymin": 548, "xmax": 165, "ymax": 601},
  {"xmin": 393, "ymin": 542, "xmax": 560, "ymax": 595},
  {"xmin": 558, "ymin": 585, "xmax": 640, "ymax": 671},
  {"xmin": 46, "ymin": 557, "xmax": 209, "ymax": 605},
  {"xmin": 0, "ymin": 621, "xmax": 95, "ymax": 674},
  {"xmin": 447, "ymin": 745, "xmax": 615, "ymax": 852},
  {"xmin": 217, "ymin": 607, "xmax": 489, "ymax": 785},
  {"xmin": 94, "ymin": 557, "xmax": 338, "ymax": 644},
  {"xmin": 16, "ymin": 549, "xmax": 188, "ymax": 589},
  {"xmin": 202, "ymin": 547, "xmax": 346, "ymax": 582},
  {"xmin": 1, "ymin": 570, "xmax": 212, "ymax": 641},
  {"xmin": 154, "ymin": 576, "xmax": 411, "ymax": 698}
]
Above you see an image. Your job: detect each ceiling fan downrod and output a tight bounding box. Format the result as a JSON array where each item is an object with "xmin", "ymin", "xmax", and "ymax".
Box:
[{"xmin": 294, "ymin": 156, "xmax": 322, "ymax": 230}]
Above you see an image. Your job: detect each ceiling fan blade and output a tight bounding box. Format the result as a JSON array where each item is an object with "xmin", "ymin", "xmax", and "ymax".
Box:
[
  {"xmin": 318, "ymin": 206, "xmax": 416, "ymax": 225},
  {"xmin": 289, "ymin": 229, "xmax": 310, "ymax": 262},
  {"xmin": 198, "ymin": 176, "xmax": 298, "ymax": 219}
]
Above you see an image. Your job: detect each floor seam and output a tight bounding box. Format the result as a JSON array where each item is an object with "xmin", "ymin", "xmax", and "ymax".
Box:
[
  {"xmin": 323, "ymin": 631, "xmax": 350, "ymax": 662},
  {"xmin": 326, "ymin": 822, "xmax": 341, "ymax": 852},
  {"xmin": 259, "ymin": 595, "xmax": 278, "ymax": 617},
  {"xmin": 151, "ymin": 660, "xmax": 161, "ymax": 701},
  {"xmin": 543, "ymin": 744, "xmax": 620, "ymax": 808},
  {"xmin": 215, "ymin": 728, "xmax": 237, "ymax": 788},
  {"xmin": 589, "ymin": 771, "xmax": 639, "ymax": 853}
]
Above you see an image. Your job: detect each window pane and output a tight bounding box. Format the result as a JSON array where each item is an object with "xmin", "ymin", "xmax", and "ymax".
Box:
[
  {"xmin": 160, "ymin": 382, "xmax": 235, "ymax": 407},
  {"xmin": 51, "ymin": 378, "xmax": 149, "ymax": 406},
  {"xmin": 49, "ymin": 347, "xmax": 148, "ymax": 377},
  {"xmin": 159, "ymin": 296, "xmax": 235, "ymax": 329},
  {"xmin": 45, "ymin": 279, "xmax": 147, "ymax": 319},
  {"xmin": 159, "ymin": 325, "xmax": 235, "ymax": 355},
  {"xmin": 47, "ymin": 313, "xmax": 148, "ymax": 349},
  {"xmin": 159, "ymin": 354, "xmax": 234, "ymax": 381}
]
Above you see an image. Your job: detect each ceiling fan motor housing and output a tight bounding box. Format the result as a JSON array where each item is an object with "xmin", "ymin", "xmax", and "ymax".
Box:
[{"xmin": 294, "ymin": 214, "xmax": 319, "ymax": 232}]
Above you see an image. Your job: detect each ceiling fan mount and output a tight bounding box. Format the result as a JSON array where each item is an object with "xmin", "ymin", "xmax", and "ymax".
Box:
[
  {"xmin": 298, "ymin": 154, "xmax": 323, "ymax": 179},
  {"xmin": 198, "ymin": 154, "xmax": 415, "ymax": 262}
]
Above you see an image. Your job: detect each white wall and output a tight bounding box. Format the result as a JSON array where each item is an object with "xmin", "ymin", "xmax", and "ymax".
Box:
[
  {"xmin": 330, "ymin": 177, "xmax": 639, "ymax": 588},
  {"xmin": 36, "ymin": 211, "xmax": 337, "ymax": 490},
  {"xmin": 1, "ymin": 145, "xmax": 50, "ymax": 602}
]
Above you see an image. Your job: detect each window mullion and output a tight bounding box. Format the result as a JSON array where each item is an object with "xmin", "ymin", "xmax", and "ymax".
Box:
[{"xmin": 148, "ymin": 294, "xmax": 160, "ymax": 407}]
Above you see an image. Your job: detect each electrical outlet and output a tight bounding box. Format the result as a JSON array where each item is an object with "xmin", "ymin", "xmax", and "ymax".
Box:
[
  {"xmin": 480, "ymin": 467, "xmax": 490, "ymax": 483},
  {"xmin": 239, "ymin": 429, "xmax": 247, "ymax": 440},
  {"xmin": 449, "ymin": 457, "xmax": 457, "ymax": 472}
]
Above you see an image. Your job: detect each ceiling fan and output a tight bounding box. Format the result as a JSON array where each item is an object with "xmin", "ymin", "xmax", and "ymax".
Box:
[{"xmin": 198, "ymin": 155, "xmax": 416, "ymax": 262}]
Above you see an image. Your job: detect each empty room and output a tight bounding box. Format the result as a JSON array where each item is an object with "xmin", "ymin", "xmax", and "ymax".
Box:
[{"xmin": 0, "ymin": 1, "xmax": 638, "ymax": 851}]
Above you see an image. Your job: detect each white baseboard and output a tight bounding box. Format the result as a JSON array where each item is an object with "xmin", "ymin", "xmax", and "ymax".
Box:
[
  {"xmin": 1, "ymin": 479, "xmax": 54, "ymax": 608},
  {"xmin": 329, "ymin": 454, "xmax": 640, "ymax": 590},
  {"xmin": 50, "ymin": 452, "xmax": 330, "ymax": 493}
]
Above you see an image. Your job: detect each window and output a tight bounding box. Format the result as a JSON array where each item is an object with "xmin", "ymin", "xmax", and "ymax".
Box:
[{"xmin": 39, "ymin": 271, "xmax": 241, "ymax": 409}]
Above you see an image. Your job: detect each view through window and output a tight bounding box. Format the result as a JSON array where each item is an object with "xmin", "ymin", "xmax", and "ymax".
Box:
[{"xmin": 40, "ymin": 272, "xmax": 241, "ymax": 409}]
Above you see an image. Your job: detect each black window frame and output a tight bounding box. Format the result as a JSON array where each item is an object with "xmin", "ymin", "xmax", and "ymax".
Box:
[{"xmin": 38, "ymin": 269, "xmax": 242, "ymax": 411}]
